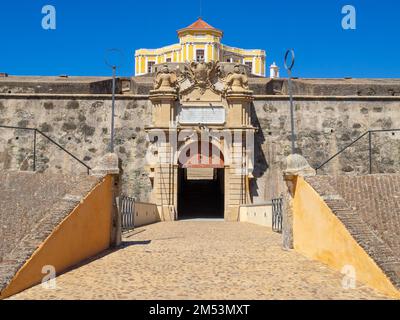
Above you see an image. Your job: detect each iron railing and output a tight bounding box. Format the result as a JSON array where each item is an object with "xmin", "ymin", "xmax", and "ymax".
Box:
[
  {"xmin": 0, "ymin": 125, "xmax": 91, "ymax": 174},
  {"xmin": 316, "ymin": 129, "xmax": 400, "ymax": 174},
  {"xmin": 119, "ymin": 195, "xmax": 135, "ymax": 232},
  {"xmin": 272, "ymin": 198, "xmax": 283, "ymax": 233}
]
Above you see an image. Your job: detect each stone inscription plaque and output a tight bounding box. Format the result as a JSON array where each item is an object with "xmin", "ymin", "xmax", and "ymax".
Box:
[{"xmin": 178, "ymin": 106, "xmax": 225, "ymax": 124}]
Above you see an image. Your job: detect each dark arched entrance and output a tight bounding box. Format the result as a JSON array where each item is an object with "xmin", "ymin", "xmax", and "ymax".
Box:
[{"xmin": 177, "ymin": 141, "xmax": 225, "ymax": 219}]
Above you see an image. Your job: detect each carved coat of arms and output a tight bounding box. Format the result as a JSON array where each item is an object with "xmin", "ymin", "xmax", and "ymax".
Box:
[
  {"xmin": 179, "ymin": 61, "xmax": 222, "ymax": 95},
  {"xmin": 151, "ymin": 62, "xmax": 251, "ymax": 98}
]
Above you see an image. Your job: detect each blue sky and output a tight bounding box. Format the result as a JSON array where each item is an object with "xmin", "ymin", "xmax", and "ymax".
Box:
[{"xmin": 0, "ymin": 0, "xmax": 399, "ymax": 78}]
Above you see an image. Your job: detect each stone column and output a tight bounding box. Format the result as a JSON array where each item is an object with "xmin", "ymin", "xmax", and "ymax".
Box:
[
  {"xmin": 226, "ymin": 92, "xmax": 253, "ymax": 127},
  {"xmin": 154, "ymin": 134, "xmax": 177, "ymax": 221},
  {"xmin": 281, "ymin": 154, "xmax": 315, "ymax": 250},
  {"xmin": 149, "ymin": 89, "xmax": 178, "ymax": 221},
  {"xmin": 92, "ymin": 153, "xmax": 121, "ymax": 247},
  {"xmin": 225, "ymin": 91, "xmax": 254, "ymax": 221},
  {"xmin": 149, "ymin": 92, "xmax": 177, "ymax": 128}
]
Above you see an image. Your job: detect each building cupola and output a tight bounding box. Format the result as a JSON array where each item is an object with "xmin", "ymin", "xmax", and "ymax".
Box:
[{"xmin": 177, "ymin": 18, "xmax": 223, "ymax": 39}]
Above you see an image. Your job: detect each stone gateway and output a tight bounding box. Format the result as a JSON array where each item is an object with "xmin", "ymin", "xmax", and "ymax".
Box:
[
  {"xmin": 147, "ymin": 61, "xmax": 254, "ymax": 220},
  {"xmin": 1, "ymin": 17, "xmax": 400, "ymax": 300}
]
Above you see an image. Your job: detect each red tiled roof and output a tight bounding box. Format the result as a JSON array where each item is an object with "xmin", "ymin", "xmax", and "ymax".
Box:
[
  {"xmin": 178, "ymin": 18, "xmax": 223, "ymax": 35},
  {"xmin": 185, "ymin": 18, "xmax": 217, "ymax": 30}
]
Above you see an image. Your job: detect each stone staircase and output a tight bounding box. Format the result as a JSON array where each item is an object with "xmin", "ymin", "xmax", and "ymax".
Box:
[
  {"xmin": 0, "ymin": 170, "xmax": 102, "ymax": 296},
  {"xmin": 305, "ymin": 175, "xmax": 400, "ymax": 291}
]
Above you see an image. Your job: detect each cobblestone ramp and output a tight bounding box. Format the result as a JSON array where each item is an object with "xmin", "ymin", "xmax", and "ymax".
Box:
[
  {"xmin": 305, "ymin": 175, "xmax": 400, "ymax": 290},
  {"xmin": 11, "ymin": 221, "xmax": 389, "ymax": 300},
  {"xmin": 0, "ymin": 170, "xmax": 101, "ymax": 293}
]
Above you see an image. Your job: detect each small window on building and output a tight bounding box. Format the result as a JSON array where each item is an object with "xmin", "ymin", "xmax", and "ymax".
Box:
[
  {"xmin": 245, "ymin": 61, "xmax": 253, "ymax": 73},
  {"xmin": 196, "ymin": 49, "xmax": 205, "ymax": 62},
  {"xmin": 166, "ymin": 58, "xmax": 171, "ymax": 62},
  {"xmin": 147, "ymin": 61, "xmax": 155, "ymax": 73}
]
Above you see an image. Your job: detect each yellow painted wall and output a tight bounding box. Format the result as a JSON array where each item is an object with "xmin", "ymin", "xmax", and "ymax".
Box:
[
  {"xmin": 255, "ymin": 57, "xmax": 261, "ymax": 75},
  {"xmin": 207, "ymin": 46, "xmax": 212, "ymax": 62},
  {"xmin": 293, "ymin": 176, "xmax": 400, "ymax": 299},
  {"xmin": 135, "ymin": 39, "xmax": 265, "ymax": 74},
  {"xmin": 188, "ymin": 44, "xmax": 193, "ymax": 61},
  {"xmin": 140, "ymin": 57, "xmax": 145, "ymax": 74},
  {"xmin": 0, "ymin": 176, "xmax": 114, "ymax": 299}
]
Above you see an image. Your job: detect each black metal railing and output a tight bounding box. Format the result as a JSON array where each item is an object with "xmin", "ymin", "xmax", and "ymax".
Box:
[
  {"xmin": 315, "ymin": 129, "xmax": 400, "ymax": 174},
  {"xmin": 0, "ymin": 125, "xmax": 91, "ymax": 174},
  {"xmin": 272, "ymin": 198, "xmax": 283, "ymax": 233},
  {"xmin": 119, "ymin": 195, "xmax": 135, "ymax": 232}
]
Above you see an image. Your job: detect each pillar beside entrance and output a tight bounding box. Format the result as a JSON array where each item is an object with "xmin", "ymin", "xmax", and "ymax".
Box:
[
  {"xmin": 149, "ymin": 91, "xmax": 177, "ymax": 128},
  {"xmin": 155, "ymin": 163, "xmax": 177, "ymax": 221},
  {"xmin": 149, "ymin": 89, "xmax": 178, "ymax": 221},
  {"xmin": 224, "ymin": 91, "xmax": 254, "ymax": 221},
  {"xmin": 224, "ymin": 166, "xmax": 246, "ymax": 221},
  {"xmin": 226, "ymin": 91, "xmax": 253, "ymax": 127}
]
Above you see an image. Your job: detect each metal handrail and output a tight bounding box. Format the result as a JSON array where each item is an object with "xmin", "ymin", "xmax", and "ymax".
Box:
[
  {"xmin": 0, "ymin": 125, "xmax": 92, "ymax": 174},
  {"xmin": 316, "ymin": 128, "xmax": 400, "ymax": 174}
]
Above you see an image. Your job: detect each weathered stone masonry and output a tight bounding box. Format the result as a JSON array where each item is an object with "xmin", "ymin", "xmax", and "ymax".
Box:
[
  {"xmin": 1, "ymin": 76, "xmax": 400, "ymax": 203},
  {"xmin": 0, "ymin": 96, "xmax": 152, "ymax": 201},
  {"xmin": 252, "ymin": 96, "xmax": 400, "ymax": 200}
]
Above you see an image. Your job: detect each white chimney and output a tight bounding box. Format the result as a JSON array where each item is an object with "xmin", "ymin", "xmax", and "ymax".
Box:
[{"xmin": 269, "ymin": 62, "xmax": 280, "ymax": 79}]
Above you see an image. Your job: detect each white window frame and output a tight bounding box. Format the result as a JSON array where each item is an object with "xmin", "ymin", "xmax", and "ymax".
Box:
[
  {"xmin": 196, "ymin": 49, "xmax": 205, "ymax": 62},
  {"xmin": 245, "ymin": 61, "xmax": 253, "ymax": 74},
  {"xmin": 147, "ymin": 61, "xmax": 155, "ymax": 73}
]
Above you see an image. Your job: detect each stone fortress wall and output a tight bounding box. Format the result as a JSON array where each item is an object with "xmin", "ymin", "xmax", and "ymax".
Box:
[
  {"xmin": 0, "ymin": 95, "xmax": 153, "ymax": 201},
  {"xmin": 1, "ymin": 74, "xmax": 400, "ymax": 203}
]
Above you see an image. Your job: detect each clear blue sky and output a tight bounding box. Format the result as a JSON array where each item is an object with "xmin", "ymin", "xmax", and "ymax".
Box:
[{"xmin": 1, "ymin": 0, "xmax": 399, "ymax": 78}]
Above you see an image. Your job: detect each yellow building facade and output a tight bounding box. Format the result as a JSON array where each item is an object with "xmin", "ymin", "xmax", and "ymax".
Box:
[{"xmin": 135, "ymin": 18, "xmax": 266, "ymax": 76}]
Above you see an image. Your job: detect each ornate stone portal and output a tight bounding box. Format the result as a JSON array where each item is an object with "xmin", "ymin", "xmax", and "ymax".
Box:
[{"xmin": 148, "ymin": 62, "xmax": 255, "ymax": 221}]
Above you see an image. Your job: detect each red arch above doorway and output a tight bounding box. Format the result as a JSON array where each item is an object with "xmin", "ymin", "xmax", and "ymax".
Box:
[{"xmin": 178, "ymin": 141, "xmax": 224, "ymax": 168}]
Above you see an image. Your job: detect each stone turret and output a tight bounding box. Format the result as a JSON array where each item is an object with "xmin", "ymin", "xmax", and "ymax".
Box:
[{"xmin": 270, "ymin": 62, "xmax": 279, "ymax": 79}]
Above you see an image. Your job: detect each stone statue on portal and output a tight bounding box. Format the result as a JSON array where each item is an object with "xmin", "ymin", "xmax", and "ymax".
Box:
[
  {"xmin": 153, "ymin": 64, "xmax": 177, "ymax": 93},
  {"xmin": 224, "ymin": 64, "xmax": 250, "ymax": 93}
]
